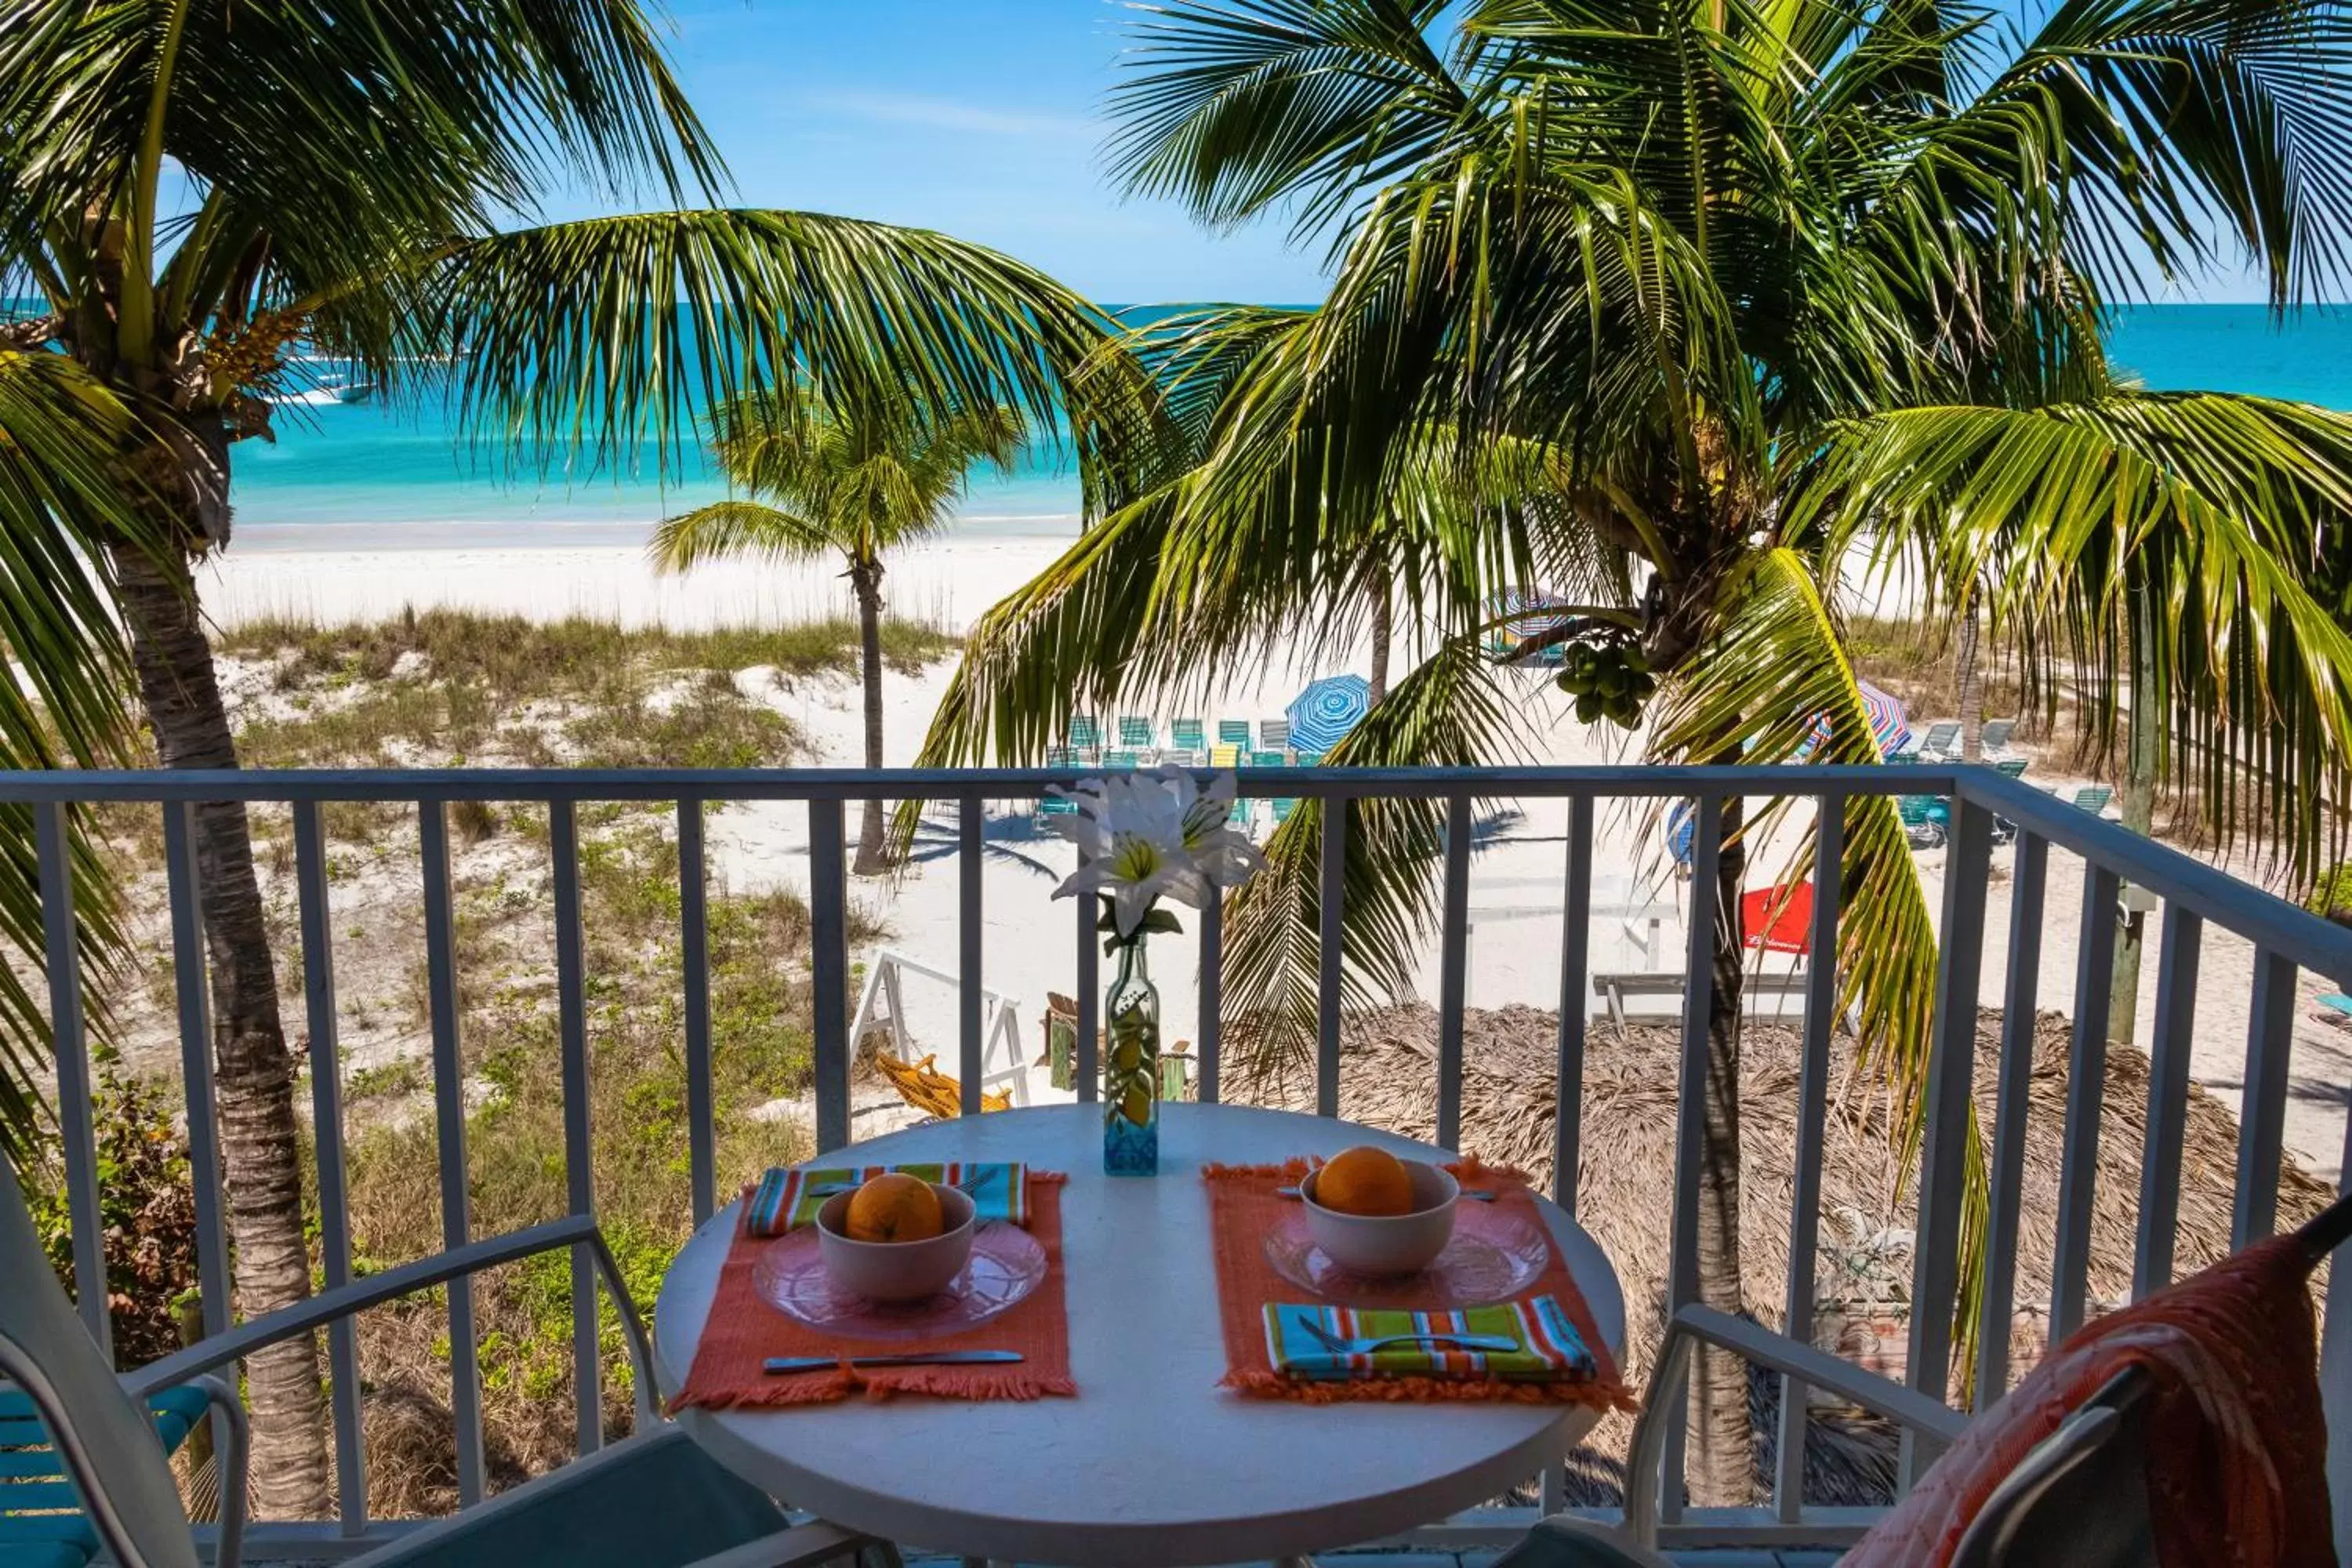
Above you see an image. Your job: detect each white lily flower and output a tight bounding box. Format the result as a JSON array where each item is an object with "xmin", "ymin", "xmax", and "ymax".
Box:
[{"xmin": 1048, "ymin": 765, "xmax": 1264, "ymax": 941}]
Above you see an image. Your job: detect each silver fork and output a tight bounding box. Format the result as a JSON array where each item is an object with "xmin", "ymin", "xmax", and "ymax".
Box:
[
  {"xmin": 811, "ymin": 1167, "xmax": 998, "ymax": 1197},
  {"xmin": 1296, "ymin": 1319, "xmax": 1519, "ymax": 1356}
]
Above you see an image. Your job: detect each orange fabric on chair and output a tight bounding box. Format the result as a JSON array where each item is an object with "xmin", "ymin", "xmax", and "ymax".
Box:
[{"xmin": 1842, "ymin": 1222, "xmax": 2338, "ymax": 1568}]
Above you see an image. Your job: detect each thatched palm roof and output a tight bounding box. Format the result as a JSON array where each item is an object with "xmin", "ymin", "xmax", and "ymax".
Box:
[{"xmin": 1231, "ymin": 1004, "xmax": 2332, "ymax": 1505}]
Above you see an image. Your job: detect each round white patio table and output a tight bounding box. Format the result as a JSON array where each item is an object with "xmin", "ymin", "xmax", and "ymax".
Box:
[{"xmin": 654, "ymin": 1101, "xmax": 1625, "ymax": 1568}]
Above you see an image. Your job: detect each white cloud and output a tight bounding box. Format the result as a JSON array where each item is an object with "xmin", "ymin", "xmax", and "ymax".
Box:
[{"xmin": 809, "ymin": 90, "xmax": 1096, "ymax": 139}]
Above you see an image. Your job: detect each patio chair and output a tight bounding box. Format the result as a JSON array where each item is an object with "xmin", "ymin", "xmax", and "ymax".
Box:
[
  {"xmin": 2071, "ymin": 785, "xmax": 2114, "ymax": 815},
  {"xmin": 1897, "ymin": 793, "xmax": 1950, "ymax": 848},
  {"xmin": 1980, "ymin": 717, "xmax": 2018, "ymax": 754},
  {"xmin": 1116, "ymin": 715, "xmax": 1156, "ymax": 749},
  {"xmin": 1250, "ymin": 750, "xmax": 1287, "ymax": 769},
  {"xmin": 1994, "ymin": 756, "xmax": 2029, "ymax": 779},
  {"xmin": 1492, "ymin": 1189, "xmax": 2352, "ymax": 1567},
  {"xmin": 0, "ymin": 1145, "xmax": 890, "ymax": 1568},
  {"xmin": 1217, "ymin": 719, "xmax": 1252, "ymax": 748},
  {"xmin": 1103, "ymin": 750, "xmax": 1141, "ymax": 770},
  {"xmin": 1067, "ymin": 714, "xmax": 1102, "ymax": 752},
  {"xmin": 1171, "ymin": 718, "xmax": 1206, "ymax": 753},
  {"xmin": 1259, "ymin": 717, "xmax": 1291, "ymax": 751},
  {"xmin": 1, "ymin": 1382, "xmax": 211, "ymax": 1568},
  {"xmin": 1209, "ymin": 743, "xmax": 1242, "ymax": 769}
]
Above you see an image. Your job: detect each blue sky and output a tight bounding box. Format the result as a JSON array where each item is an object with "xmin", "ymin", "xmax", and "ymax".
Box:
[
  {"xmin": 577, "ymin": 0, "xmax": 2266, "ymax": 307},
  {"xmin": 637, "ymin": 0, "xmax": 1330, "ymax": 305}
]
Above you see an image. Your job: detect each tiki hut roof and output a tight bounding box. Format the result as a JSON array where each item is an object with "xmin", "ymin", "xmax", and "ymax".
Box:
[{"xmin": 1231, "ymin": 1004, "xmax": 2332, "ymax": 1505}]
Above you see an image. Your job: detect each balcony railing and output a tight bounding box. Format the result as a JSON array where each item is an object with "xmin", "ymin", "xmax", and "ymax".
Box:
[{"xmin": 12, "ymin": 763, "xmax": 2352, "ymax": 1559}]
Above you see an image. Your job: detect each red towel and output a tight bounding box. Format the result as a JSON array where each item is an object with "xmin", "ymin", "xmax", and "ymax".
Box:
[{"xmin": 1845, "ymin": 1221, "xmax": 2339, "ymax": 1567}]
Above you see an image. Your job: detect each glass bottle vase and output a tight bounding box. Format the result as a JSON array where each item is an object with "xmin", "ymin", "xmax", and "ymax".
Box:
[{"xmin": 1102, "ymin": 938, "xmax": 1160, "ymax": 1175}]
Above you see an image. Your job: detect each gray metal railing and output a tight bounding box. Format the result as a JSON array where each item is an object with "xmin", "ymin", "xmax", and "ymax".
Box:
[{"xmin": 13, "ymin": 764, "xmax": 2352, "ymax": 1556}]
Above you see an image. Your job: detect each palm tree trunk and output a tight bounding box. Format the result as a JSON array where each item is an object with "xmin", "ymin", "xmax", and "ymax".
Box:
[
  {"xmin": 1688, "ymin": 789, "xmax": 1754, "ymax": 1504},
  {"xmin": 1955, "ymin": 586, "xmax": 1984, "ymax": 764},
  {"xmin": 106, "ymin": 535, "xmax": 329, "ymax": 1520},
  {"xmin": 851, "ymin": 561, "xmax": 891, "ymax": 877},
  {"xmin": 1368, "ymin": 570, "xmax": 1392, "ymax": 704}
]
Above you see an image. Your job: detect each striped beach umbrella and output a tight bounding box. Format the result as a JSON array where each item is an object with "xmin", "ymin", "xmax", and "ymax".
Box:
[
  {"xmin": 1287, "ymin": 673, "xmax": 1373, "ymax": 754},
  {"xmin": 1799, "ymin": 679, "xmax": 1911, "ymax": 760}
]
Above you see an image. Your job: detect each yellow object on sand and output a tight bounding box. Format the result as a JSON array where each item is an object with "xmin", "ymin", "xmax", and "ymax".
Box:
[{"xmin": 875, "ymin": 1048, "xmax": 1014, "ymax": 1120}]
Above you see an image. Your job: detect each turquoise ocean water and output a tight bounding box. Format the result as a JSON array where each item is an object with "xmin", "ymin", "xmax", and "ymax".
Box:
[{"xmin": 225, "ymin": 304, "xmax": 2352, "ymax": 546}]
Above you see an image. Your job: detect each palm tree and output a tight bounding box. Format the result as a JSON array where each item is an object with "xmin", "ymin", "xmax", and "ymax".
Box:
[
  {"xmin": 0, "ymin": 0, "xmax": 1135, "ymax": 1515},
  {"xmin": 652, "ymin": 388, "xmax": 1024, "ymax": 873},
  {"xmin": 911, "ymin": 0, "xmax": 2352, "ymax": 1503}
]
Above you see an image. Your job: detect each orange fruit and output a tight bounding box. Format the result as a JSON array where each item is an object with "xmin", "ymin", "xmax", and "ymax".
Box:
[
  {"xmin": 1314, "ymin": 1145, "xmax": 1416, "ymax": 1217},
  {"xmin": 842, "ymin": 1173, "xmax": 944, "ymax": 1243}
]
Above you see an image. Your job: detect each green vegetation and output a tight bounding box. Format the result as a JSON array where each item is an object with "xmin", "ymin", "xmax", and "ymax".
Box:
[
  {"xmin": 916, "ymin": 0, "xmax": 2352, "ymax": 1502},
  {"xmin": 19, "ymin": 613, "xmax": 915, "ymax": 1514}
]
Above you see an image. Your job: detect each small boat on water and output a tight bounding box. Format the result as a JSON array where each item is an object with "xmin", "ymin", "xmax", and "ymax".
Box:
[{"xmin": 264, "ymin": 358, "xmax": 377, "ymax": 406}]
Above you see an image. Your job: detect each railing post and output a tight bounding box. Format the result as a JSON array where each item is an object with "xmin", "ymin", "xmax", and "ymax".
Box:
[
  {"xmin": 2132, "ymin": 903, "xmax": 2202, "ymax": 1296},
  {"xmin": 1659, "ymin": 793, "xmax": 1722, "ymax": 1523},
  {"xmin": 1436, "ymin": 795, "xmax": 1472, "ymax": 1151},
  {"xmin": 677, "ymin": 799, "xmax": 717, "ymax": 1225},
  {"xmin": 1903, "ymin": 791, "xmax": 1991, "ymax": 1483},
  {"xmin": 1198, "ymin": 891, "xmax": 1222, "ymax": 1104},
  {"xmin": 1553, "ymin": 796, "xmax": 1593, "ymax": 1212},
  {"xmin": 34, "ymin": 803, "xmax": 107, "ymax": 1357},
  {"xmin": 1316, "ymin": 800, "xmax": 1348, "ymax": 1117},
  {"xmin": 293, "ymin": 802, "xmax": 368, "ymax": 1531},
  {"xmin": 419, "ymin": 800, "xmax": 485, "ymax": 1506},
  {"xmin": 549, "ymin": 800, "xmax": 602, "ymax": 1455},
  {"xmin": 2050, "ymin": 862, "xmax": 2119, "ymax": 1341},
  {"xmin": 1775, "ymin": 791, "xmax": 1844, "ymax": 1520},
  {"xmin": 808, "ymin": 800, "xmax": 851, "ymax": 1153},
  {"xmin": 162, "ymin": 802, "xmax": 230, "ymax": 1341},
  {"xmin": 960, "ymin": 797, "xmax": 985, "ymax": 1115},
  {"xmin": 2231, "ymin": 949, "xmax": 2297, "ymax": 1247},
  {"xmin": 1974, "ymin": 830, "xmax": 2046, "ymax": 1409}
]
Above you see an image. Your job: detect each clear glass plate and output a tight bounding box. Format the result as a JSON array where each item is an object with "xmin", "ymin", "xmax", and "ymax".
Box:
[
  {"xmin": 1262, "ymin": 1200, "xmax": 1552, "ymax": 1308},
  {"xmin": 751, "ymin": 1221, "xmax": 1048, "ymax": 1343}
]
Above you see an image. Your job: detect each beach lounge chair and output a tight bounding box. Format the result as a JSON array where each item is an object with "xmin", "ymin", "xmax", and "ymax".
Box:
[
  {"xmin": 2317, "ymin": 992, "xmax": 2352, "ymax": 1028},
  {"xmin": 1272, "ymin": 797, "xmax": 1298, "ymax": 827},
  {"xmin": 2070, "ymin": 785, "xmax": 2114, "ymax": 815},
  {"xmin": 1259, "ymin": 717, "xmax": 1290, "ymax": 751},
  {"xmin": 1250, "ymin": 749, "xmax": 1287, "ymax": 769},
  {"xmin": 1994, "ymin": 756, "xmax": 2029, "ymax": 779},
  {"xmin": 1104, "ymin": 750, "xmax": 1141, "ymax": 770},
  {"xmin": 1897, "ymin": 793, "xmax": 1950, "ymax": 848},
  {"xmin": 1217, "ymin": 719, "xmax": 1252, "ymax": 748},
  {"xmin": 1069, "ymin": 714, "xmax": 1102, "ymax": 752},
  {"xmin": 1210, "ymin": 742, "xmax": 1242, "ymax": 769},
  {"xmin": 1116, "ymin": 715, "xmax": 1156, "ymax": 749},
  {"xmin": 1913, "ymin": 720, "xmax": 1962, "ymax": 759},
  {"xmin": 1227, "ymin": 797, "xmax": 1254, "ymax": 829},
  {"xmin": 0, "ymin": 1142, "xmax": 887, "ymax": 1568},
  {"xmin": 1171, "ymin": 718, "xmax": 1206, "ymax": 753},
  {"xmin": 876, "ymin": 1049, "xmax": 1014, "ymax": 1120},
  {"xmin": 1295, "ymin": 749, "xmax": 1325, "ymax": 767},
  {"xmin": 1980, "ymin": 717, "xmax": 2018, "ymax": 753}
]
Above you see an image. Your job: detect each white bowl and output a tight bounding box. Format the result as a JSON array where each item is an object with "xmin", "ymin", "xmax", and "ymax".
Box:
[
  {"xmin": 816, "ymin": 1184, "xmax": 976, "ymax": 1302},
  {"xmin": 1300, "ymin": 1160, "xmax": 1459, "ymax": 1276}
]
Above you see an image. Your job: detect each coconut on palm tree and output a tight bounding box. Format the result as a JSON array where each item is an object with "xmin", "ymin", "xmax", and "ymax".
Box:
[
  {"xmin": 652, "ymin": 387, "xmax": 1024, "ymax": 873},
  {"xmin": 0, "ymin": 0, "xmax": 1138, "ymax": 1513},
  {"xmin": 909, "ymin": 0, "xmax": 2352, "ymax": 1501}
]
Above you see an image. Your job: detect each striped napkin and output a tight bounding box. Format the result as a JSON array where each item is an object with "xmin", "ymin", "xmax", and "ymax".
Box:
[
  {"xmin": 1262, "ymin": 1297, "xmax": 1600, "ymax": 1385},
  {"xmin": 745, "ymin": 1161, "xmax": 1028, "ymax": 1236}
]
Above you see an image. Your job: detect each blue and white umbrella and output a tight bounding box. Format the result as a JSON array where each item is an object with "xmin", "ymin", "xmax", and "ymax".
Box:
[
  {"xmin": 1287, "ymin": 673, "xmax": 1373, "ymax": 754},
  {"xmin": 1798, "ymin": 679, "xmax": 1911, "ymax": 760}
]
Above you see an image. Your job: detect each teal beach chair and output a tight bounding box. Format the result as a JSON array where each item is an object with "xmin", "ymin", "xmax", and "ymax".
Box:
[
  {"xmin": 1171, "ymin": 718, "xmax": 1205, "ymax": 753},
  {"xmin": 1897, "ymin": 793, "xmax": 1950, "ymax": 848},
  {"xmin": 1116, "ymin": 715, "xmax": 1156, "ymax": 749},
  {"xmin": 1217, "ymin": 719, "xmax": 1252, "ymax": 748}
]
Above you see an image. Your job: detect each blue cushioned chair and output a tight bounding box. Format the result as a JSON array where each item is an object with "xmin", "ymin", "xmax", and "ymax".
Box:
[{"xmin": 0, "ymin": 1147, "xmax": 888, "ymax": 1568}]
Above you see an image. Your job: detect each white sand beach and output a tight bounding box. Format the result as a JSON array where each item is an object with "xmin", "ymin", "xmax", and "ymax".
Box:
[{"xmin": 198, "ymin": 528, "xmax": 2352, "ymax": 1185}]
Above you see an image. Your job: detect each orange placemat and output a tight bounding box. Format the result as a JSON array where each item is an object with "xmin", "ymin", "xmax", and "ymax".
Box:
[
  {"xmin": 670, "ymin": 1171, "xmax": 1074, "ymax": 1407},
  {"xmin": 1204, "ymin": 1158, "xmax": 1631, "ymax": 1410}
]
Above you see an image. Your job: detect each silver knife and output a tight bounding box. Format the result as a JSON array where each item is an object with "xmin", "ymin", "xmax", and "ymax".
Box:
[{"xmin": 764, "ymin": 1350, "xmax": 1025, "ymax": 1373}]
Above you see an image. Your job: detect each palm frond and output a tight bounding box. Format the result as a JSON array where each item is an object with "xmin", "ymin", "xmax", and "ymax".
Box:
[
  {"xmin": 648, "ymin": 499, "xmax": 835, "ymax": 574},
  {"xmin": 423, "ymin": 209, "xmax": 1122, "ymax": 483},
  {"xmin": 0, "ymin": 352, "xmax": 158, "ymax": 1157},
  {"xmin": 1799, "ymin": 392, "xmax": 2352, "ymax": 870}
]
